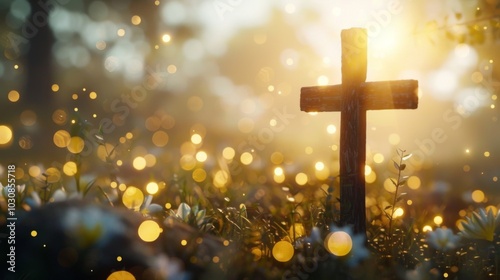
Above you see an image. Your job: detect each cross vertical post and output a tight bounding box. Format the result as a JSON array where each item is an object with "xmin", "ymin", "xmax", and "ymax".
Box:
[
  {"xmin": 339, "ymin": 28, "xmax": 368, "ymax": 234},
  {"xmin": 299, "ymin": 28, "xmax": 418, "ymax": 236}
]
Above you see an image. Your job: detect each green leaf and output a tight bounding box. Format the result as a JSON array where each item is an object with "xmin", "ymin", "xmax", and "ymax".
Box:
[
  {"xmin": 177, "ymin": 202, "xmax": 191, "ymax": 222},
  {"xmin": 399, "ymin": 163, "xmax": 407, "ymax": 171},
  {"xmin": 398, "ymin": 179, "xmax": 407, "ymax": 187}
]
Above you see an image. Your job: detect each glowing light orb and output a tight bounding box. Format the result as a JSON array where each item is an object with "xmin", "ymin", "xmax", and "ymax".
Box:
[
  {"xmin": 146, "ymin": 182, "xmax": 159, "ymax": 195},
  {"xmin": 133, "ymin": 156, "xmax": 147, "ymax": 170},
  {"xmin": 240, "ymin": 152, "xmax": 253, "ymax": 165},
  {"xmin": 222, "ymin": 147, "xmax": 235, "ymax": 160},
  {"xmin": 107, "ymin": 270, "xmax": 136, "ymax": 280},
  {"xmin": 191, "ymin": 133, "xmax": 202, "ymax": 144},
  {"xmin": 433, "ymin": 215, "xmax": 443, "ymax": 225},
  {"xmin": 472, "ymin": 190, "xmax": 485, "ymax": 203},
  {"xmin": 423, "ymin": 225, "xmax": 433, "ymax": 232},
  {"xmin": 8, "ymin": 90, "xmax": 20, "ymax": 102},
  {"xmin": 272, "ymin": 240, "xmax": 294, "ymax": 262},
  {"xmin": 45, "ymin": 167, "xmax": 61, "ymax": 183},
  {"xmin": 213, "ymin": 170, "xmax": 229, "ymax": 188},
  {"xmin": 325, "ymin": 231, "xmax": 353, "ymax": 257},
  {"xmin": 67, "ymin": 136, "xmax": 85, "ymax": 154},
  {"xmin": 138, "ymin": 220, "xmax": 162, "ymax": 242},
  {"xmin": 122, "ymin": 187, "xmax": 144, "ymax": 211},
  {"xmin": 63, "ymin": 161, "xmax": 77, "ymax": 176},
  {"xmin": 295, "ymin": 173, "xmax": 308, "ymax": 185},
  {"xmin": 195, "ymin": 151, "xmax": 208, "ymax": 162},
  {"xmin": 0, "ymin": 125, "xmax": 13, "ymax": 145}
]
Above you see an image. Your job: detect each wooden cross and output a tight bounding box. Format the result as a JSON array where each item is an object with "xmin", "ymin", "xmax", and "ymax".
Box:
[{"xmin": 300, "ymin": 28, "xmax": 418, "ymax": 235}]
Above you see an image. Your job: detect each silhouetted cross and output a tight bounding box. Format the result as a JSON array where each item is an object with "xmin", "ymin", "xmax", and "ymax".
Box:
[{"xmin": 300, "ymin": 28, "xmax": 418, "ymax": 235}]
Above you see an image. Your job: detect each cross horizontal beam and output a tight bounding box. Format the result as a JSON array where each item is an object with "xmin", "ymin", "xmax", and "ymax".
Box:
[{"xmin": 300, "ymin": 79, "xmax": 418, "ymax": 112}]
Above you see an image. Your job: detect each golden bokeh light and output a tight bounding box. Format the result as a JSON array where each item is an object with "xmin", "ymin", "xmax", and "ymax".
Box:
[
  {"xmin": 191, "ymin": 133, "xmax": 202, "ymax": 145},
  {"xmin": 63, "ymin": 161, "xmax": 78, "ymax": 176},
  {"xmin": 388, "ymin": 133, "xmax": 400, "ymax": 145},
  {"xmin": 192, "ymin": 168, "xmax": 207, "ymax": 182},
  {"xmin": 364, "ymin": 165, "xmax": 372, "ymax": 176},
  {"xmin": 52, "ymin": 109, "xmax": 67, "ymax": 125},
  {"xmin": 317, "ymin": 75, "xmax": 329, "ymax": 85},
  {"xmin": 122, "ymin": 187, "xmax": 144, "ymax": 211},
  {"xmin": 274, "ymin": 173, "xmax": 285, "ymax": 183},
  {"xmin": 45, "ymin": 167, "xmax": 61, "ymax": 183},
  {"xmin": 384, "ymin": 178, "xmax": 397, "ymax": 193},
  {"xmin": 146, "ymin": 182, "xmax": 159, "ymax": 195},
  {"xmin": 107, "ymin": 270, "xmax": 136, "ymax": 280},
  {"xmin": 373, "ymin": 153, "xmax": 385, "ymax": 163},
  {"xmin": 222, "ymin": 147, "xmax": 235, "ymax": 160},
  {"xmin": 213, "ymin": 169, "xmax": 229, "ymax": 188},
  {"xmin": 167, "ymin": 64, "xmax": 177, "ymax": 74},
  {"xmin": 162, "ymin": 33, "xmax": 171, "ymax": 43},
  {"xmin": 407, "ymin": 176, "xmax": 421, "ymax": 190},
  {"xmin": 251, "ymin": 247, "xmax": 262, "ymax": 261},
  {"xmin": 29, "ymin": 165, "xmax": 42, "ymax": 178},
  {"xmin": 180, "ymin": 155, "xmax": 197, "ymax": 170},
  {"xmin": 51, "ymin": 84, "xmax": 60, "ymax": 92},
  {"xmin": 315, "ymin": 161, "xmax": 325, "ymax": 171},
  {"xmin": 152, "ymin": 130, "xmax": 169, "ymax": 147},
  {"xmin": 196, "ymin": 151, "xmax": 208, "ymax": 162},
  {"xmin": 326, "ymin": 124, "xmax": 337, "ymax": 134},
  {"xmin": 67, "ymin": 136, "xmax": 85, "ymax": 154},
  {"xmin": 270, "ymin": 152, "xmax": 284, "ymax": 165},
  {"xmin": 393, "ymin": 207, "xmax": 404, "ymax": 218},
  {"xmin": 365, "ymin": 171, "xmax": 377, "ymax": 184},
  {"xmin": 53, "ymin": 130, "xmax": 70, "ymax": 148},
  {"xmin": 295, "ymin": 173, "xmax": 308, "ymax": 186},
  {"xmin": 433, "ymin": 215, "xmax": 443, "ymax": 225},
  {"xmin": 89, "ymin": 91, "xmax": 97, "ymax": 99},
  {"xmin": 145, "ymin": 116, "xmax": 161, "ymax": 131},
  {"xmin": 272, "ymin": 240, "xmax": 294, "ymax": 262},
  {"xmin": 240, "ymin": 152, "xmax": 253, "ymax": 165},
  {"xmin": 8, "ymin": 90, "xmax": 20, "ymax": 102},
  {"xmin": 20, "ymin": 110, "xmax": 37, "ymax": 126},
  {"xmin": 471, "ymin": 190, "xmax": 485, "ymax": 203},
  {"xmin": 0, "ymin": 125, "xmax": 13, "ymax": 145},
  {"xmin": 131, "ymin": 15, "xmax": 141, "ymax": 25},
  {"xmin": 423, "ymin": 225, "xmax": 433, "ymax": 232},
  {"xmin": 325, "ymin": 231, "xmax": 352, "ymax": 257},
  {"xmin": 144, "ymin": 154, "xmax": 157, "ymax": 167},
  {"xmin": 31, "ymin": 230, "xmax": 37, "ymax": 237},
  {"xmin": 133, "ymin": 156, "xmax": 147, "ymax": 170},
  {"xmin": 138, "ymin": 220, "xmax": 162, "ymax": 242},
  {"xmin": 274, "ymin": 167, "xmax": 284, "ymax": 176}
]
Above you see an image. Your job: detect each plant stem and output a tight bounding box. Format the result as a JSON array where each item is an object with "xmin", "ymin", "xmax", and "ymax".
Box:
[{"xmin": 387, "ymin": 153, "xmax": 404, "ymax": 243}]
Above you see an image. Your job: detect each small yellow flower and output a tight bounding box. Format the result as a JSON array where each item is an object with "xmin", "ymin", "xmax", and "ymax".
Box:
[{"xmin": 460, "ymin": 208, "xmax": 500, "ymax": 241}]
